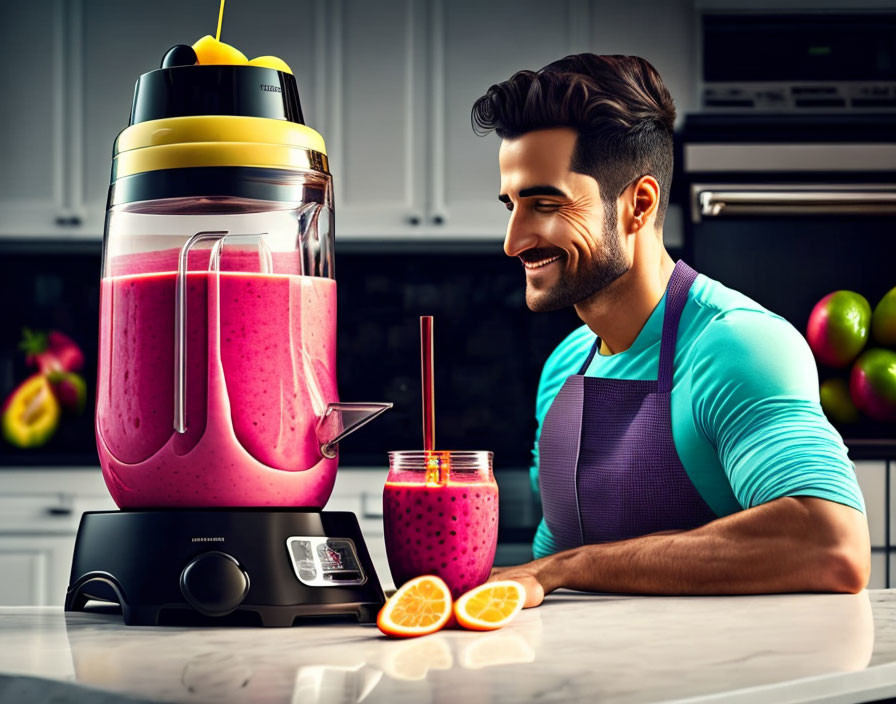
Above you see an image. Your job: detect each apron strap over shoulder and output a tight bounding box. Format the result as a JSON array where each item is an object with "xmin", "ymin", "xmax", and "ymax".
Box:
[{"xmin": 657, "ymin": 260, "xmax": 699, "ymax": 393}]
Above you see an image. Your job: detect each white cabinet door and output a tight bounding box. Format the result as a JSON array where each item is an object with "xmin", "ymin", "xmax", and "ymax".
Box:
[
  {"xmin": 80, "ymin": 0, "xmax": 320, "ymax": 236},
  {"xmin": 325, "ymin": 0, "xmax": 428, "ymax": 238},
  {"xmin": 428, "ymin": 0, "xmax": 588, "ymax": 238},
  {"xmin": 0, "ymin": 535, "xmax": 75, "ymax": 606},
  {"xmin": 0, "ymin": 0, "xmax": 76, "ymax": 237}
]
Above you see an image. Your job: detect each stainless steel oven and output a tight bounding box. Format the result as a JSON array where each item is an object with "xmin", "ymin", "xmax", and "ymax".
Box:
[
  {"xmin": 681, "ymin": 6, "xmax": 896, "ymax": 452},
  {"xmin": 679, "ymin": 113, "xmax": 896, "ymax": 451}
]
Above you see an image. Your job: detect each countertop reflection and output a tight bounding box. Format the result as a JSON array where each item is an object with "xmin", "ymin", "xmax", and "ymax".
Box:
[{"xmin": 1, "ymin": 589, "xmax": 892, "ymax": 703}]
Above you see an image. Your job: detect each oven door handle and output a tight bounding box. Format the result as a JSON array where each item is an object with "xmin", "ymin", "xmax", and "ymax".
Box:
[{"xmin": 696, "ymin": 189, "xmax": 896, "ymax": 220}]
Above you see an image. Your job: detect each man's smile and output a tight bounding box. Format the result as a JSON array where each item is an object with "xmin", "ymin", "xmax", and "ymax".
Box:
[{"xmin": 519, "ymin": 249, "xmax": 566, "ymax": 272}]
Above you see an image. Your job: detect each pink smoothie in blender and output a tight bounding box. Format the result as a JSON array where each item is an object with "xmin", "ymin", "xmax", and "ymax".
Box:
[{"xmin": 96, "ymin": 245, "xmax": 340, "ymax": 507}]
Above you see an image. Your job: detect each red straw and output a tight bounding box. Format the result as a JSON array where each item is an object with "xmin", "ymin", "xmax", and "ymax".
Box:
[{"xmin": 420, "ymin": 316, "xmax": 435, "ymax": 452}]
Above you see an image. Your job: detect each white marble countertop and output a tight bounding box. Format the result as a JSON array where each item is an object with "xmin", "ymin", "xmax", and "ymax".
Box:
[{"xmin": 1, "ymin": 590, "xmax": 896, "ymax": 704}]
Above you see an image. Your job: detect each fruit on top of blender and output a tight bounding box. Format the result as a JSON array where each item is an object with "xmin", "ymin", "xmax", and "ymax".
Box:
[
  {"xmin": 872, "ymin": 286, "xmax": 896, "ymax": 347},
  {"xmin": 247, "ymin": 55, "xmax": 293, "ymax": 74},
  {"xmin": 377, "ymin": 575, "xmax": 453, "ymax": 638},
  {"xmin": 192, "ymin": 34, "xmax": 248, "ymax": 65},
  {"xmin": 453, "ymin": 580, "xmax": 526, "ymax": 631},
  {"xmin": 19, "ymin": 328, "xmax": 84, "ymax": 375},
  {"xmin": 48, "ymin": 371, "xmax": 87, "ymax": 415},
  {"xmin": 2, "ymin": 374, "xmax": 61, "ymax": 448},
  {"xmin": 161, "ymin": 44, "xmax": 198, "ymax": 68},
  {"xmin": 806, "ymin": 290, "xmax": 871, "ymax": 368},
  {"xmin": 850, "ymin": 348, "xmax": 896, "ymax": 423}
]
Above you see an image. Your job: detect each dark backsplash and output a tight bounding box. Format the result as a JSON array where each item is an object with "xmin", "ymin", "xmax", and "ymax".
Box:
[{"xmin": 0, "ymin": 240, "xmax": 585, "ymax": 469}]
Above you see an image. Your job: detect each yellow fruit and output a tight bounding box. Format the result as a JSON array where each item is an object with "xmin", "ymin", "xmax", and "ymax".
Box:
[
  {"xmin": 192, "ymin": 34, "xmax": 248, "ymax": 65},
  {"xmin": 376, "ymin": 575, "xmax": 453, "ymax": 638},
  {"xmin": 248, "ymin": 55, "xmax": 293, "ymax": 74},
  {"xmin": 453, "ymin": 580, "xmax": 525, "ymax": 631},
  {"xmin": 2, "ymin": 374, "xmax": 61, "ymax": 448}
]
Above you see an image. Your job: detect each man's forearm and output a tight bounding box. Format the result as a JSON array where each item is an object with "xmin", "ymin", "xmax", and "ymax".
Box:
[{"xmin": 543, "ymin": 497, "xmax": 870, "ymax": 595}]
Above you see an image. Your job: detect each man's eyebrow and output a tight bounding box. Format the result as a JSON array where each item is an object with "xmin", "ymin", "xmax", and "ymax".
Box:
[{"xmin": 498, "ymin": 186, "xmax": 569, "ymax": 203}]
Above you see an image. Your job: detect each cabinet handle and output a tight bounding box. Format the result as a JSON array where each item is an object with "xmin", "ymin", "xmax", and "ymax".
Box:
[
  {"xmin": 432, "ymin": 215, "xmax": 445, "ymax": 225},
  {"xmin": 55, "ymin": 215, "xmax": 83, "ymax": 227},
  {"xmin": 407, "ymin": 215, "xmax": 421, "ymax": 226},
  {"xmin": 46, "ymin": 506, "xmax": 73, "ymax": 516}
]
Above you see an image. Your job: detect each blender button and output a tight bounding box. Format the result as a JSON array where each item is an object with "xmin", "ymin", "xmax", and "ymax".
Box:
[{"xmin": 180, "ymin": 551, "xmax": 250, "ymax": 617}]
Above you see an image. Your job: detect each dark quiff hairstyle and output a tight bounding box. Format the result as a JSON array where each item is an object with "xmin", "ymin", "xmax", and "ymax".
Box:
[{"xmin": 471, "ymin": 54, "xmax": 676, "ymax": 230}]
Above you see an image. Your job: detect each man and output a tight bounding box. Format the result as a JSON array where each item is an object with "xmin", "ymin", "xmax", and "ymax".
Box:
[{"xmin": 471, "ymin": 54, "xmax": 870, "ymax": 607}]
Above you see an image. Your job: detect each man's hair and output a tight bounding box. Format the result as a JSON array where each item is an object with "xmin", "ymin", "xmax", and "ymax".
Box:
[{"xmin": 471, "ymin": 54, "xmax": 676, "ymax": 230}]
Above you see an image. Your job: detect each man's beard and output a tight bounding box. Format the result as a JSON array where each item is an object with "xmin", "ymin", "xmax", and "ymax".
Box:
[{"xmin": 522, "ymin": 221, "xmax": 630, "ymax": 313}]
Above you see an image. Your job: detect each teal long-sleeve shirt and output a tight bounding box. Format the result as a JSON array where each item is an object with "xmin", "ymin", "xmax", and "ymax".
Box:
[{"xmin": 531, "ymin": 271, "xmax": 865, "ymax": 559}]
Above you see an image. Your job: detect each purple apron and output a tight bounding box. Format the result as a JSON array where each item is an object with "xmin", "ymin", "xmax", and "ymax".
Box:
[{"xmin": 538, "ymin": 260, "xmax": 717, "ymax": 550}]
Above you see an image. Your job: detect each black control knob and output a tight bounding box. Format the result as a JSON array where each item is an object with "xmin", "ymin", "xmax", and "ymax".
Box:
[{"xmin": 180, "ymin": 551, "xmax": 249, "ymax": 617}]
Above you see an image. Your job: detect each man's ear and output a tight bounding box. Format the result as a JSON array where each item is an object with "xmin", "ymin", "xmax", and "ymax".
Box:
[{"xmin": 619, "ymin": 175, "xmax": 660, "ymax": 235}]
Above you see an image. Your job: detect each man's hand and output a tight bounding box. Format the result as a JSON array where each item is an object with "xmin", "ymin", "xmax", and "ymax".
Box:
[{"xmin": 488, "ymin": 555, "xmax": 558, "ymax": 608}]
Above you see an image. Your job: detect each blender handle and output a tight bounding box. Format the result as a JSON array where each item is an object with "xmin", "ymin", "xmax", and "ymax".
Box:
[
  {"xmin": 173, "ymin": 231, "xmax": 227, "ymax": 433},
  {"xmin": 174, "ymin": 231, "xmax": 273, "ymax": 433}
]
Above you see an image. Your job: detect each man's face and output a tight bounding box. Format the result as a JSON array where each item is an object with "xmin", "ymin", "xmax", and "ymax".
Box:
[{"xmin": 498, "ymin": 127, "xmax": 630, "ymax": 312}]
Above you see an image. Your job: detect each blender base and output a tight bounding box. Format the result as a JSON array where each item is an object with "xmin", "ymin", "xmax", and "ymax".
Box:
[{"xmin": 65, "ymin": 509, "xmax": 387, "ymax": 627}]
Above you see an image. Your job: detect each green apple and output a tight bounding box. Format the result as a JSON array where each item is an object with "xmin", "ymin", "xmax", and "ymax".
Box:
[
  {"xmin": 820, "ymin": 378, "xmax": 860, "ymax": 425},
  {"xmin": 872, "ymin": 286, "xmax": 896, "ymax": 347}
]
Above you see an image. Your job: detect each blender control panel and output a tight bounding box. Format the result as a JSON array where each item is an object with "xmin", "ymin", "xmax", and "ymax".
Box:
[{"xmin": 286, "ymin": 537, "xmax": 367, "ymax": 587}]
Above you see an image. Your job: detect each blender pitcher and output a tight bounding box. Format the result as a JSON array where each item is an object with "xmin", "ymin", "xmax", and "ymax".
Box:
[{"xmin": 95, "ymin": 63, "xmax": 389, "ymax": 508}]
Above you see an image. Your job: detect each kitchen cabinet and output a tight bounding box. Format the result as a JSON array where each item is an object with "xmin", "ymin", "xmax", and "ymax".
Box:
[
  {"xmin": 0, "ymin": 471, "xmax": 115, "ymax": 607},
  {"xmin": 0, "ymin": 0, "xmax": 81, "ymax": 238},
  {"xmin": 0, "ymin": 468, "xmax": 390, "ymax": 605},
  {"xmin": 328, "ymin": 0, "xmax": 594, "ymax": 239},
  {"xmin": 1, "ymin": 0, "xmax": 698, "ymax": 241},
  {"xmin": 0, "ymin": 0, "xmax": 322, "ymax": 240}
]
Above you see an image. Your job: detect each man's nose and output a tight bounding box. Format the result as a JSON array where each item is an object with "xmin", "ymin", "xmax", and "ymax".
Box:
[{"xmin": 504, "ymin": 212, "xmax": 539, "ymax": 257}]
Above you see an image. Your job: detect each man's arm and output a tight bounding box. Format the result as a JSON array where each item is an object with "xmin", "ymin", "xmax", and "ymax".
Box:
[{"xmin": 492, "ymin": 496, "xmax": 870, "ymax": 608}]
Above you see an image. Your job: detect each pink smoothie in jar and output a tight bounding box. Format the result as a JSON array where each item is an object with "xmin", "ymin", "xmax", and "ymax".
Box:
[
  {"xmin": 95, "ymin": 248, "xmax": 339, "ymax": 508},
  {"xmin": 383, "ymin": 451, "xmax": 498, "ymax": 599}
]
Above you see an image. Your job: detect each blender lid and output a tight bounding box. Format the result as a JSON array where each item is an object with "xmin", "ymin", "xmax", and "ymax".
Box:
[
  {"xmin": 108, "ymin": 64, "xmax": 330, "ymax": 202},
  {"xmin": 130, "ymin": 64, "xmax": 304, "ymax": 126}
]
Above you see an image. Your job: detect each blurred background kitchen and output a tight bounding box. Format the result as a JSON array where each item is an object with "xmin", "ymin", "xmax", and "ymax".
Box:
[{"xmin": 1, "ymin": 0, "xmax": 895, "ymax": 605}]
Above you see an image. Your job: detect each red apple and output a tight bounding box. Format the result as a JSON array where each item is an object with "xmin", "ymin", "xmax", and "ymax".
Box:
[
  {"xmin": 806, "ymin": 291, "xmax": 871, "ymax": 367},
  {"xmin": 850, "ymin": 348, "xmax": 896, "ymax": 423}
]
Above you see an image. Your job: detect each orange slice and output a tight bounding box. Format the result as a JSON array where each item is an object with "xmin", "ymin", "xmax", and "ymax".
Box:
[
  {"xmin": 376, "ymin": 575, "xmax": 453, "ymax": 638},
  {"xmin": 453, "ymin": 580, "xmax": 525, "ymax": 631}
]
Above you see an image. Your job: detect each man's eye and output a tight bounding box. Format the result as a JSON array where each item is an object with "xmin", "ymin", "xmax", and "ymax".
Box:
[
  {"xmin": 535, "ymin": 201, "xmax": 560, "ymax": 210},
  {"xmin": 504, "ymin": 202, "xmax": 514, "ymax": 212}
]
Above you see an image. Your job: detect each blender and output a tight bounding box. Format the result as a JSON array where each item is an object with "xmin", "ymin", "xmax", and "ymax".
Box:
[{"xmin": 65, "ymin": 46, "xmax": 391, "ymax": 626}]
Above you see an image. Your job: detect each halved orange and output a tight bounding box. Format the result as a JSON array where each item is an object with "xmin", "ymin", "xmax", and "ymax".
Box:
[
  {"xmin": 377, "ymin": 575, "xmax": 453, "ymax": 638},
  {"xmin": 453, "ymin": 580, "xmax": 525, "ymax": 631}
]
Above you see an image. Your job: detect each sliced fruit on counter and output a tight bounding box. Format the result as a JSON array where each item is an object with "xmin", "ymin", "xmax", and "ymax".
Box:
[
  {"xmin": 820, "ymin": 378, "xmax": 860, "ymax": 425},
  {"xmin": 377, "ymin": 575, "xmax": 453, "ymax": 638},
  {"xmin": 19, "ymin": 328, "xmax": 84, "ymax": 374},
  {"xmin": 1, "ymin": 374, "xmax": 61, "ymax": 448},
  {"xmin": 48, "ymin": 371, "xmax": 87, "ymax": 415},
  {"xmin": 872, "ymin": 286, "xmax": 896, "ymax": 347},
  {"xmin": 850, "ymin": 348, "xmax": 896, "ymax": 423},
  {"xmin": 453, "ymin": 580, "xmax": 525, "ymax": 631},
  {"xmin": 806, "ymin": 291, "xmax": 871, "ymax": 368}
]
